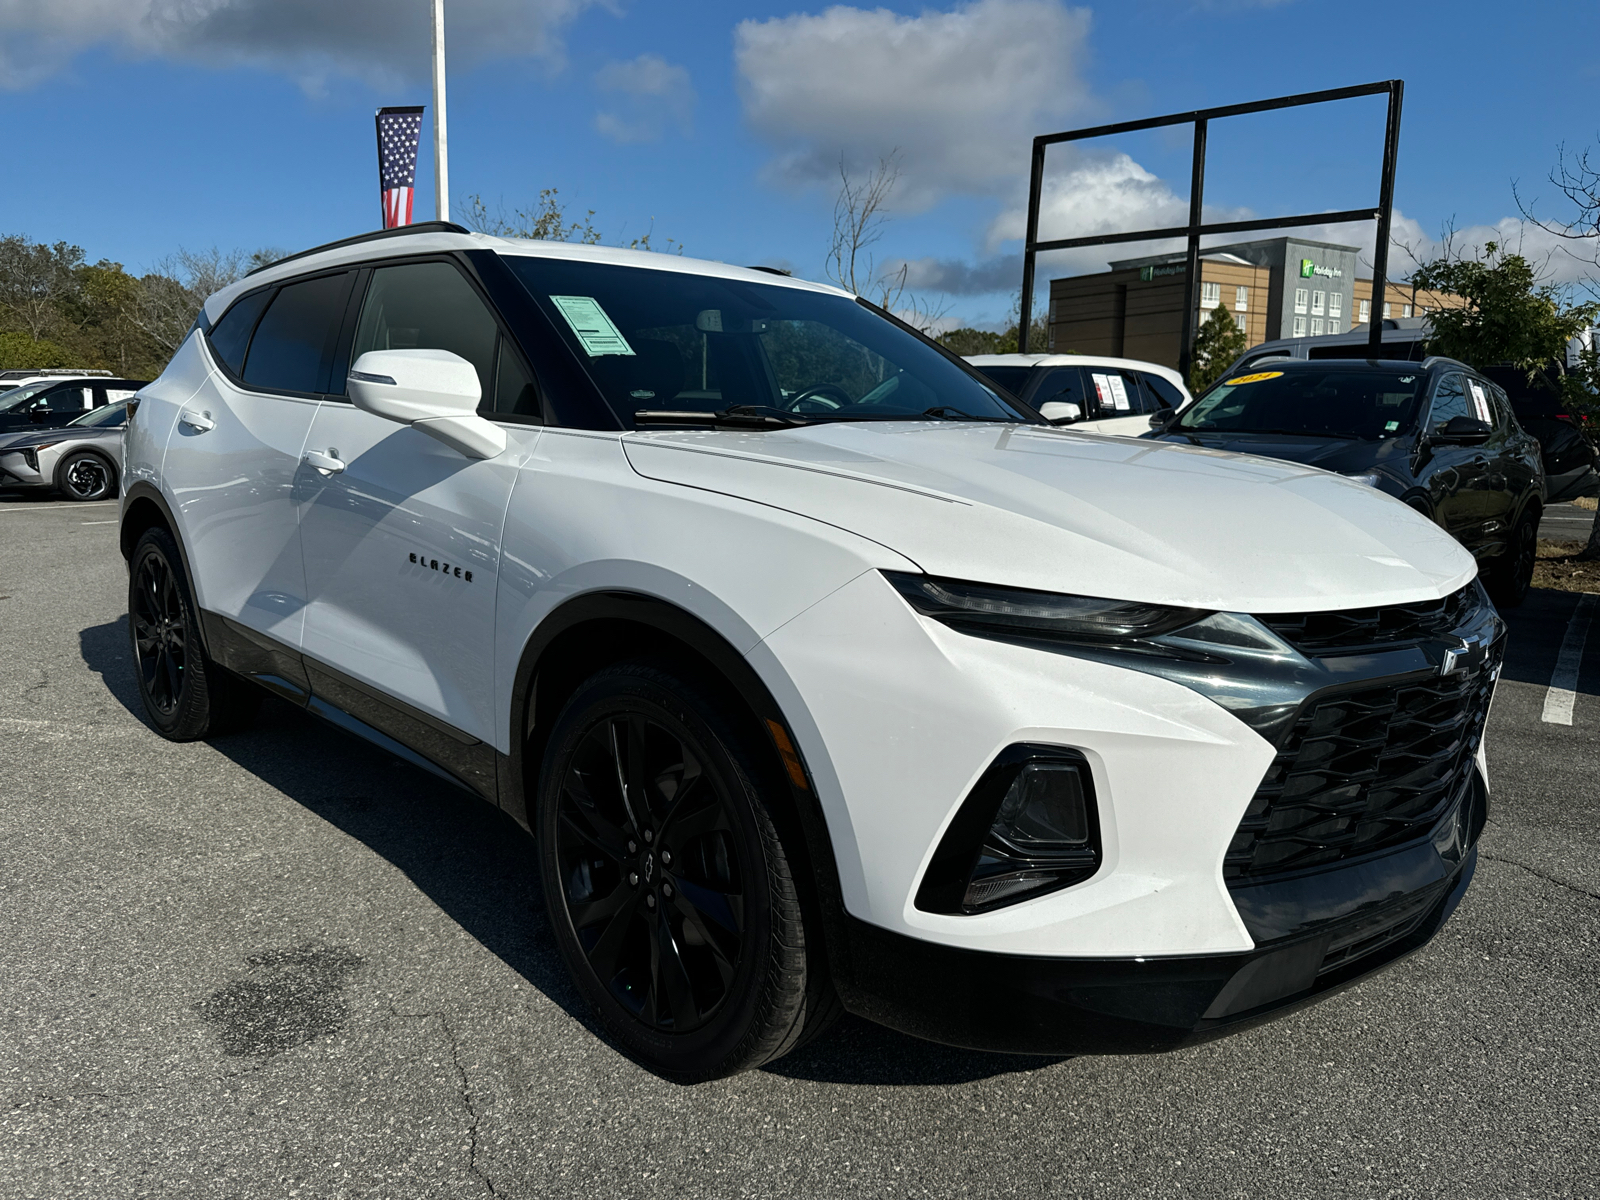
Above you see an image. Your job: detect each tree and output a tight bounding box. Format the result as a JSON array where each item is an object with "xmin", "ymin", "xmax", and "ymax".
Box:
[
  {"xmin": 0, "ymin": 330, "xmax": 70, "ymax": 369},
  {"xmin": 461, "ymin": 190, "xmax": 681, "ymax": 253},
  {"xmin": 824, "ymin": 153, "xmax": 947, "ymax": 333},
  {"xmin": 1189, "ymin": 303, "xmax": 1247, "ymax": 393},
  {"xmin": 133, "ymin": 247, "xmax": 251, "ymax": 356},
  {"xmin": 0, "ymin": 236, "xmax": 85, "ymax": 340}
]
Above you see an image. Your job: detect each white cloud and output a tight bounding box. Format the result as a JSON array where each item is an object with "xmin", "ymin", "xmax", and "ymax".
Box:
[
  {"xmin": 593, "ymin": 53, "xmax": 694, "ymax": 144},
  {"xmin": 734, "ymin": 0, "xmax": 1094, "ymax": 208},
  {"xmin": 0, "ymin": 0, "xmax": 602, "ymax": 92}
]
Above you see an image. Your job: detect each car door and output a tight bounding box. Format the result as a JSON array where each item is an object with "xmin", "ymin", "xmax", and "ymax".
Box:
[
  {"xmin": 162, "ymin": 271, "xmax": 355, "ymax": 687},
  {"xmin": 1463, "ymin": 376, "xmax": 1517, "ymax": 544},
  {"xmin": 1415, "ymin": 373, "xmax": 1487, "ymax": 547},
  {"xmin": 296, "ymin": 257, "xmax": 535, "ymax": 776},
  {"xmin": 1079, "ymin": 367, "xmax": 1147, "ymax": 434}
]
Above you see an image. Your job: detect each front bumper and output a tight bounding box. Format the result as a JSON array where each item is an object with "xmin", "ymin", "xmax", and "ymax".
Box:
[
  {"xmin": 832, "ymin": 770, "xmax": 1483, "ymax": 1054},
  {"xmin": 0, "ymin": 451, "xmax": 45, "ymax": 488}
]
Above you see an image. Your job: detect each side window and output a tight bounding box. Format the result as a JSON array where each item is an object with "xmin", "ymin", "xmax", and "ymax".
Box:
[
  {"xmin": 1426, "ymin": 375, "xmax": 1471, "ymax": 434},
  {"xmin": 207, "ymin": 289, "xmax": 272, "ymax": 376},
  {"xmin": 45, "ymin": 386, "xmax": 89, "ymax": 413},
  {"xmin": 1085, "ymin": 369, "xmax": 1138, "ymax": 416},
  {"xmin": 1466, "ymin": 377, "xmax": 1501, "ymax": 430},
  {"xmin": 1488, "ymin": 383, "xmax": 1517, "ymax": 433},
  {"xmin": 349, "ymin": 261, "xmax": 501, "ymax": 406},
  {"xmin": 242, "ymin": 273, "xmax": 355, "ymax": 395},
  {"xmin": 491, "ymin": 338, "xmax": 540, "ymax": 416},
  {"xmin": 1140, "ymin": 372, "xmax": 1185, "ymax": 411},
  {"xmin": 1030, "ymin": 367, "xmax": 1089, "ymax": 412}
]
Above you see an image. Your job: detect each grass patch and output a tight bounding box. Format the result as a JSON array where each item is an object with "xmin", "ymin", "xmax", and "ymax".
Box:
[
  {"xmin": 1573, "ymin": 495, "xmax": 1597, "ymax": 511},
  {"xmin": 1534, "ymin": 538, "xmax": 1600, "ymax": 592}
]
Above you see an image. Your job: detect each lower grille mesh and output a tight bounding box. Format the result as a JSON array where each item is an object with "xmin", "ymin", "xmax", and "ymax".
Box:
[{"xmin": 1224, "ymin": 655, "xmax": 1498, "ymax": 880}]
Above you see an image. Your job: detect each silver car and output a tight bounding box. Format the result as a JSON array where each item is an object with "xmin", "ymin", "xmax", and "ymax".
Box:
[{"xmin": 0, "ymin": 400, "xmax": 128, "ymax": 501}]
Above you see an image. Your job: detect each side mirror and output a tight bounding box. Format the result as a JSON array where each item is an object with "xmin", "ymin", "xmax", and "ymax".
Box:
[
  {"xmin": 347, "ymin": 349, "xmax": 506, "ymax": 460},
  {"xmin": 1430, "ymin": 414, "xmax": 1492, "ymax": 445},
  {"xmin": 1038, "ymin": 400, "xmax": 1082, "ymax": 425},
  {"xmin": 1148, "ymin": 408, "xmax": 1177, "ymax": 430}
]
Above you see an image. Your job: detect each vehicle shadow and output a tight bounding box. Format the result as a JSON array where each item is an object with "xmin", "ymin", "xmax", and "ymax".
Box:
[
  {"xmin": 79, "ymin": 617, "xmax": 1048, "ymax": 1087},
  {"xmin": 1496, "ymin": 587, "xmax": 1600, "ymax": 691}
]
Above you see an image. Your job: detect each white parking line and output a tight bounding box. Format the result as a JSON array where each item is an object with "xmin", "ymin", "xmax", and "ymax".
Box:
[
  {"xmin": 0, "ymin": 502, "xmax": 117, "ymax": 513},
  {"xmin": 1542, "ymin": 593, "xmax": 1598, "ymax": 726},
  {"xmin": 80, "ymin": 520, "xmax": 116, "ymax": 525}
]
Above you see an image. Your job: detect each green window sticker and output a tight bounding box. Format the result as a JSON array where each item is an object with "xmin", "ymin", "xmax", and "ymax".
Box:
[
  {"xmin": 550, "ymin": 295, "xmax": 635, "ymax": 357},
  {"xmin": 1385, "ymin": 420, "xmax": 1400, "ymax": 431}
]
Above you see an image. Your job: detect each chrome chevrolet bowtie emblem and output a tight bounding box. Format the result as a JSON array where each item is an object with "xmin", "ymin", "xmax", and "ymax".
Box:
[{"xmin": 1441, "ymin": 634, "xmax": 1478, "ymax": 676}]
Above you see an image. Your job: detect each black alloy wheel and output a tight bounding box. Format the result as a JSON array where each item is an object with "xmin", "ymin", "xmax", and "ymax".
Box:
[
  {"xmin": 538, "ymin": 661, "xmax": 820, "ymax": 1079},
  {"xmin": 1489, "ymin": 513, "xmax": 1538, "ymax": 608},
  {"xmin": 128, "ymin": 526, "xmax": 258, "ymax": 740},
  {"xmin": 58, "ymin": 451, "xmax": 114, "ymax": 501}
]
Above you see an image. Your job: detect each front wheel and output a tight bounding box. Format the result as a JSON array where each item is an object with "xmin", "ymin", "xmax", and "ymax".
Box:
[
  {"xmin": 1487, "ymin": 511, "xmax": 1538, "ymax": 608},
  {"xmin": 128, "ymin": 527, "xmax": 259, "ymax": 740},
  {"xmin": 537, "ymin": 661, "xmax": 820, "ymax": 1080},
  {"xmin": 57, "ymin": 450, "xmax": 116, "ymax": 501}
]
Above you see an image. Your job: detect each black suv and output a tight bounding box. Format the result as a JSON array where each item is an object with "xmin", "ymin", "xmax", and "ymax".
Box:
[
  {"xmin": 0, "ymin": 377, "xmax": 148, "ymax": 435},
  {"xmin": 1150, "ymin": 358, "xmax": 1544, "ymax": 605}
]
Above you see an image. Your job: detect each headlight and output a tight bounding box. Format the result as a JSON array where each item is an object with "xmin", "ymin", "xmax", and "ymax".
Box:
[
  {"xmin": 1343, "ymin": 473, "xmax": 1382, "ymax": 488},
  {"xmin": 885, "ymin": 572, "xmax": 1207, "ymax": 649}
]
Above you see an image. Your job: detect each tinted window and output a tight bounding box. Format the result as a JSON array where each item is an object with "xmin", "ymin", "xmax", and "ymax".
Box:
[
  {"xmin": 68, "ymin": 402, "xmax": 127, "ymax": 428},
  {"xmin": 208, "ymin": 289, "xmax": 271, "ymax": 376},
  {"xmin": 503, "ymin": 256, "xmax": 1023, "ymax": 425},
  {"xmin": 1031, "ymin": 367, "xmax": 1090, "ymax": 411},
  {"xmin": 350, "ymin": 261, "xmax": 500, "ymax": 403},
  {"xmin": 1427, "ymin": 375, "xmax": 1472, "ymax": 434},
  {"xmin": 45, "ymin": 386, "xmax": 89, "ymax": 413},
  {"xmin": 1179, "ymin": 367, "xmax": 1426, "ymax": 440},
  {"xmin": 1140, "ymin": 372, "xmax": 1184, "ymax": 410},
  {"xmin": 243, "ymin": 273, "xmax": 354, "ymax": 394},
  {"xmin": 491, "ymin": 338, "xmax": 540, "ymax": 417},
  {"xmin": 1083, "ymin": 368, "xmax": 1142, "ymax": 417},
  {"xmin": 970, "ymin": 365, "xmax": 1035, "ymax": 397},
  {"xmin": 1465, "ymin": 377, "xmax": 1502, "ymax": 431}
]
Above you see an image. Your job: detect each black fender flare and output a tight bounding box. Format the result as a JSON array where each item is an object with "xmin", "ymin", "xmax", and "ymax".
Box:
[
  {"xmin": 120, "ymin": 480, "xmax": 213, "ymax": 658},
  {"xmin": 503, "ymin": 589, "xmax": 853, "ymax": 983}
]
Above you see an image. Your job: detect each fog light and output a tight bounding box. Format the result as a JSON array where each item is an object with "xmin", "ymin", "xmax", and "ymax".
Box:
[{"xmin": 916, "ymin": 746, "xmax": 1102, "ymax": 915}]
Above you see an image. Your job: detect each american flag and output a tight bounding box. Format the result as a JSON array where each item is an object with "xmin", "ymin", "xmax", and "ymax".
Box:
[{"xmin": 375, "ymin": 106, "xmax": 425, "ymax": 229}]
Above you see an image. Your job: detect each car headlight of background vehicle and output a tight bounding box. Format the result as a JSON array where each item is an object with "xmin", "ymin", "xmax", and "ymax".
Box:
[{"xmin": 1343, "ymin": 472, "xmax": 1383, "ymax": 488}]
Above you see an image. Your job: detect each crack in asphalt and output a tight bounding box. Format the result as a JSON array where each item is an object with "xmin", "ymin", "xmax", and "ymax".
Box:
[
  {"xmin": 390, "ymin": 1004, "xmax": 498, "ymax": 1197},
  {"xmin": 1479, "ymin": 851, "xmax": 1600, "ymax": 903}
]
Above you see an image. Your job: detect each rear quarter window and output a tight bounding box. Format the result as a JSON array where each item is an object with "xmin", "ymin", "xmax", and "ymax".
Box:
[{"xmin": 207, "ymin": 289, "xmax": 272, "ymax": 376}]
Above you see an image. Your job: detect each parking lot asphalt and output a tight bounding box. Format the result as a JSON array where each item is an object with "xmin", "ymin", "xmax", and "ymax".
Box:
[
  {"xmin": 1541, "ymin": 501, "xmax": 1597, "ymax": 543},
  {"xmin": 2, "ymin": 494, "xmax": 1597, "ymax": 1200}
]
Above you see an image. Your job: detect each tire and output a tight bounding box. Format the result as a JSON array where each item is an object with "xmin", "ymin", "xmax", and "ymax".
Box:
[
  {"xmin": 57, "ymin": 450, "xmax": 116, "ymax": 502},
  {"xmin": 1487, "ymin": 511, "xmax": 1538, "ymax": 608},
  {"xmin": 128, "ymin": 526, "xmax": 260, "ymax": 740},
  {"xmin": 536, "ymin": 661, "xmax": 820, "ymax": 1080}
]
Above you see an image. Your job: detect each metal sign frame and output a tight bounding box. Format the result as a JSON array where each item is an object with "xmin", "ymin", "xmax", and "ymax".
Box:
[{"xmin": 1018, "ymin": 80, "xmax": 1405, "ymax": 378}]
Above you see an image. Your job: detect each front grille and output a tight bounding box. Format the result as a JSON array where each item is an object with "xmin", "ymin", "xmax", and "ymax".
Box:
[
  {"xmin": 1224, "ymin": 655, "xmax": 1497, "ymax": 880},
  {"xmin": 1258, "ymin": 585, "xmax": 1477, "ymax": 655}
]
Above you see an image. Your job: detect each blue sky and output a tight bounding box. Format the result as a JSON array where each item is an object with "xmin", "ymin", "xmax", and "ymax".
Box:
[{"xmin": 2, "ymin": 0, "xmax": 1595, "ymax": 328}]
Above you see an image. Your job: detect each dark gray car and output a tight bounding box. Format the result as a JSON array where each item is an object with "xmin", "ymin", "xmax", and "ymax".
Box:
[
  {"xmin": 1150, "ymin": 357, "xmax": 1545, "ymax": 605},
  {"xmin": 0, "ymin": 401, "xmax": 129, "ymax": 501}
]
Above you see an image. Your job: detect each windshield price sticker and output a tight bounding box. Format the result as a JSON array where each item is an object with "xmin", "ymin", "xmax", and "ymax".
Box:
[
  {"xmin": 1090, "ymin": 373, "xmax": 1112, "ymax": 410},
  {"xmin": 1223, "ymin": 371, "xmax": 1284, "ymax": 386},
  {"xmin": 1091, "ymin": 373, "xmax": 1131, "ymax": 411},
  {"xmin": 551, "ymin": 296, "xmax": 635, "ymax": 357},
  {"xmin": 1107, "ymin": 375, "xmax": 1131, "ymax": 410}
]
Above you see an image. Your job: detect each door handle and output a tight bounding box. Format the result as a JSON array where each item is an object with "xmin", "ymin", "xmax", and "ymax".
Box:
[
  {"xmin": 179, "ymin": 408, "xmax": 215, "ymax": 432},
  {"xmin": 303, "ymin": 449, "xmax": 346, "ymax": 475}
]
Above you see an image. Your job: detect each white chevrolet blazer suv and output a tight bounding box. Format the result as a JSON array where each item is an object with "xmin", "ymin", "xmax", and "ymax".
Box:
[{"xmin": 120, "ymin": 223, "xmax": 1502, "ymax": 1079}]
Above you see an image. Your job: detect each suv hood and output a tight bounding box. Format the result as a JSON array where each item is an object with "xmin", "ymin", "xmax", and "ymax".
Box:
[{"xmin": 623, "ymin": 422, "xmax": 1475, "ymax": 612}]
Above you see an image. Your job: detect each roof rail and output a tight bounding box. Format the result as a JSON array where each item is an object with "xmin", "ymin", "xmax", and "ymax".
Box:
[{"xmin": 245, "ymin": 220, "xmax": 473, "ymax": 278}]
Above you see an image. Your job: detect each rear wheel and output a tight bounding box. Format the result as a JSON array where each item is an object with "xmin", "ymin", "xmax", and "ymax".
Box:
[
  {"xmin": 57, "ymin": 451, "xmax": 116, "ymax": 501},
  {"xmin": 128, "ymin": 527, "xmax": 259, "ymax": 740},
  {"xmin": 1487, "ymin": 511, "xmax": 1538, "ymax": 608},
  {"xmin": 537, "ymin": 661, "xmax": 820, "ymax": 1080}
]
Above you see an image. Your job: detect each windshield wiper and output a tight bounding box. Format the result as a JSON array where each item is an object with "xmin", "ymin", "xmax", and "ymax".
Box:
[
  {"xmin": 1180, "ymin": 427, "xmax": 1353, "ymax": 440},
  {"xmin": 633, "ymin": 405, "xmax": 811, "ymax": 430},
  {"xmin": 921, "ymin": 406, "xmax": 1013, "ymax": 422}
]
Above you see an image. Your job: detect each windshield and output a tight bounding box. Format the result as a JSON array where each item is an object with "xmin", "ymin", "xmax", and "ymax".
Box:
[
  {"xmin": 0, "ymin": 380, "xmax": 58, "ymax": 413},
  {"xmin": 1177, "ymin": 367, "xmax": 1425, "ymax": 440},
  {"xmin": 969, "ymin": 365, "xmax": 1035, "ymax": 398},
  {"xmin": 67, "ymin": 402, "xmax": 127, "ymax": 428},
  {"xmin": 501, "ymin": 256, "xmax": 1027, "ymax": 426}
]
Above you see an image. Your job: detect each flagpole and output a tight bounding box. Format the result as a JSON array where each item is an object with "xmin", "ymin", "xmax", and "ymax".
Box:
[{"xmin": 431, "ymin": 0, "xmax": 449, "ymax": 222}]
